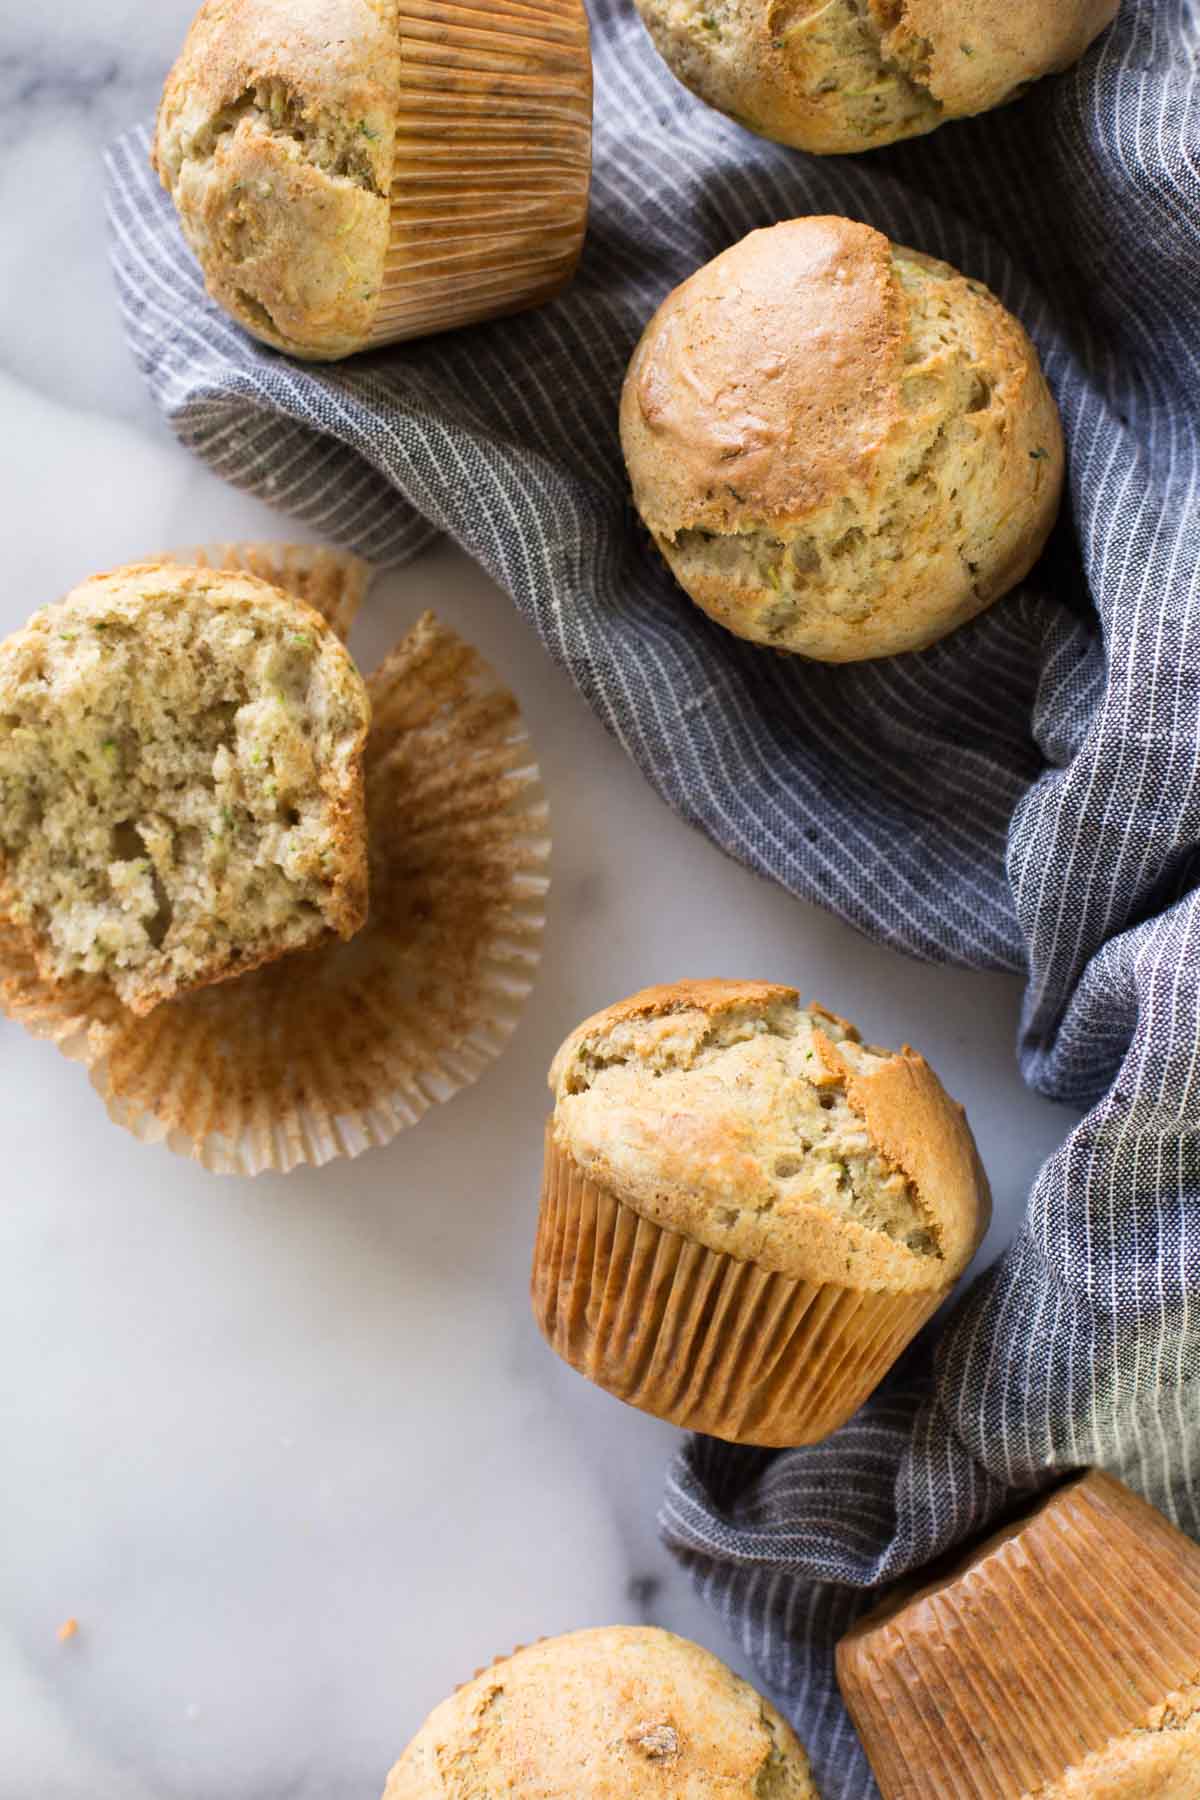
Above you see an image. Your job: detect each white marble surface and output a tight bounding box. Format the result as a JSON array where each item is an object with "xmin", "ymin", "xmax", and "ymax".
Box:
[{"xmin": 0, "ymin": 8, "xmax": 1081, "ymax": 1796}]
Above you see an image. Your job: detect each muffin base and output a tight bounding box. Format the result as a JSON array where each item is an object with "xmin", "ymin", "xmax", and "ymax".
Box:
[
  {"xmin": 532, "ymin": 1130, "xmax": 945, "ymax": 1446},
  {"xmin": 837, "ymin": 1469, "xmax": 1200, "ymax": 1799},
  {"xmin": 368, "ymin": 0, "xmax": 593, "ymax": 347},
  {"xmin": 0, "ymin": 546, "xmax": 550, "ymax": 1175}
]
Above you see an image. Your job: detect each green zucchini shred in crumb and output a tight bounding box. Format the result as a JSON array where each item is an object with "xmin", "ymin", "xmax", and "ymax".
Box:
[{"xmin": 1029, "ymin": 446, "xmax": 1050, "ymax": 460}]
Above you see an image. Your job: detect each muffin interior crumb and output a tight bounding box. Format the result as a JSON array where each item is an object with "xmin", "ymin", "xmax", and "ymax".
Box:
[
  {"xmin": 186, "ymin": 77, "xmax": 387, "ymax": 195},
  {"xmin": 0, "ymin": 579, "xmax": 367, "ymax": 1012},
  {"xmin": 635, "ymin": 0, "xmax": 942, "ymax": 147},
  {"xmin": 767, "ymin": 0, "xmax": 942, "ymax": 140}
]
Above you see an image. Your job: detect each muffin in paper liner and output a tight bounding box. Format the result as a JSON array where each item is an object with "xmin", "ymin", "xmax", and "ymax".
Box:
[
  {"xmin": 0, "ymin": 544, "xmax": 550, "ymax": 1175},
  {"xmin": 837, "ymin": 1469, "xmax": 1200, "ymax": 1799},
  {"xmin": 369, "ymin": 0, "xmax": 594, "ymax": 350},
  {"xmin": 153, "ymin": 0, "xmax": 593, "ymax": 360},
  {"xmin": 534, "ymin": 982, "xmax": 988, "ymax": 1447},
  {"xmin": 532, "ymin": 1125, "xmax": 943, "ymax": 1447}
]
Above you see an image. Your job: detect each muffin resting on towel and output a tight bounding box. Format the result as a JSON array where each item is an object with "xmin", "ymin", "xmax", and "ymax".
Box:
[
  {"xmin": 532, "ymin": 980, "xmax": 990, "ymax": 1445},
  {"xmin": 632, "ymin": 0, "xmax": 1118, "ymax": 154},
  {"xmin": 838, "ymin": 1469, "xmax": 1200, "ymax": 1799},
  {"xmin": 384, "ymin": 1627, "xmax": 820, "ymax": 1798},
  {"xmin": 152, "ymin": 0, "xmax": 593, "ymax": 360},
  {"xmin": 0, "ymin": 561, "xmax": 370, "ymax": 1015},
  {"xmin": 621, "ymin": 216, "xmax": 1064, "ymax": 662}
]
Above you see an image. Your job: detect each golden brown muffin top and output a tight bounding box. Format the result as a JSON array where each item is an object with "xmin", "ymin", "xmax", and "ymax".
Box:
[
  {"xmin": 153, "ymin": 0, "xmax": 401, "ymax": 358},
  {"xmin": 549, "ymin": 979, "xmax": 990, "ymax": 1291},
  {"xmin": 620, "ymin": 216, "xmax": 1064, "ymax": 662},
  {"xmin": 632, "ymin": 0, "xmax": 1119, "ymax": 156},
  {"xmin": 383, "ymin": 1626, "xmax": 820, "ymax": 1799},
  {"xmin": 884, "ymin": 0, "xmax": 1120, "ymax": 121},
  {"xmin": 627, "ymin": 216, "xmax": 903, "ymax": 534}
]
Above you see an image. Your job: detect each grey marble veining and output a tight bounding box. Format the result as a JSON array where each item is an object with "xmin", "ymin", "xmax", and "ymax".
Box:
[{"xmin": 0, "ymin": 7, "xmax": 1080, "ymax": 1795}]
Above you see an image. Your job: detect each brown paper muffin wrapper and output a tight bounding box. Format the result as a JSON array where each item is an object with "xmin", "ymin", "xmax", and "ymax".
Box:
[
  {"xmin": 0, "ymin": 544, "xmax": 550, "ymax": 1175},
  {"xmin": 837, "ymin": 1469, "xmax": 1200, "ymax": 1800},
  {"xmin": 367, "ymin": 0, "xmax": 593, "ymax": 347},
  {"xmin": 531, "ymin": 1130, "xmax": 945, "ymax": 1447}
]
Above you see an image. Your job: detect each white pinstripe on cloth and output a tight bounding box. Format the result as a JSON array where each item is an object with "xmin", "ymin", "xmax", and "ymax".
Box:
[{"xmin": 106, "ymin": 1, "xmax": 1199, "ymax": 1790}]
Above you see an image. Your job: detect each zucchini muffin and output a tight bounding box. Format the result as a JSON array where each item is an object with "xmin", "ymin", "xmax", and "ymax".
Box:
[
  {"xmin": 534, "ymin": 980, "xmax": 990, "ymax": 1445},
  {"xmin": 621, "ymin": 216, "xmax": 1064, "ymax": 662},
  {"xmin": 633, "ymin": 0, "xmax": 1118, "ymax": 154},
  {"xmin": 152, "ymin": 0, "xmax": 593, "ymax": 359},
  {"xmin": 838, "ymin": 1469, "xmax": 1200, "ymax": 1799},
  {"xmin": 0, "ymin": 545, "xmax": 550, "ymax": 1176},
  {"xmin": 0, "ymin": 561, "xmax": 370, "ymax": 1016},
  {"xmin": 384, "ymin": 1627, "xmax": 820, "ymax": 1798}
]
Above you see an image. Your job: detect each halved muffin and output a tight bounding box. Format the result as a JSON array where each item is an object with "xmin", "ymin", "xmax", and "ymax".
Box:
[{"xmin": 0, "ymin": 561, "xmax": 370, "ymax": 1015}]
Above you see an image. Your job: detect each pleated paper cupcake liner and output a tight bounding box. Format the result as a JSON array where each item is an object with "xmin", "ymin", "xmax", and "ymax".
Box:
[
  {"xmin": 531, "ymin": 1129, "xmax": 944, "ymax": 1447},
  {"xmin": 0, "ymin": 546, "xmax": 550, "ymax": 1175},
  {"xmin": 368, "ymin": 0, "xmax": 593, "ymax": 346},
  {"xmin": 161, "ymin": 541, "xmax": 370, "ymax": 642},
  {"xmin": 837, "ymin": 1469, "xmax": 1200, "ymax": 1800}
]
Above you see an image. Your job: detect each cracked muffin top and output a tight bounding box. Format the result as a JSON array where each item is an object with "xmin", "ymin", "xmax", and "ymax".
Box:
[
  {"xmin": 632, "ymin": 0, "xmax": 1119, "ymax": 155},
  {"xmin": 549, "ymin": 980, "xmax": 990, "ymax": 1291},
  {"xmin": 620, "ymin": 217, "xmax": 1064, "ymax": 662},
  {"xmin": 383, "ymin": 1627, "xmax": 820, "ymax": 1799},
  {"xmin": 151, "ymin": 0, "xmax": 594, "ymax": 360},
  {"xmin": 152, "ymin": 0, "xmax": 401, "ymax": 359}
]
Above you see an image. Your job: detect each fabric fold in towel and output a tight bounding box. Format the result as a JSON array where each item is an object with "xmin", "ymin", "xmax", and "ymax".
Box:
[{"xmin": 106, "ymin": 3, "xmax": 1200, "ymax": 1793}]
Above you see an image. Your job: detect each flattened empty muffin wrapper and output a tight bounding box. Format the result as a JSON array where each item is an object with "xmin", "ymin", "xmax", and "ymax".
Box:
[
  {"xmin": 532, "ymin": 1129, "xmax": 944, "ymax": 1448},
  {"xmin": 368, "ymin": 0, "xmax": 593, "ymax": 348},
  {"xmin": 836, "ymin": 1469, "xmax": 1200, "ymax": 1800},
  {"xmin": 0, "ymin": 543, "xmax": 550, "ymax": 1175}
]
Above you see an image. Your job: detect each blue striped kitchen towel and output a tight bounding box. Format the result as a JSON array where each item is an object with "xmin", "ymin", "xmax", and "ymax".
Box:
[{"xmin": 107, "ymin": 2, "xmax": 1200, "ymax": 1792}]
